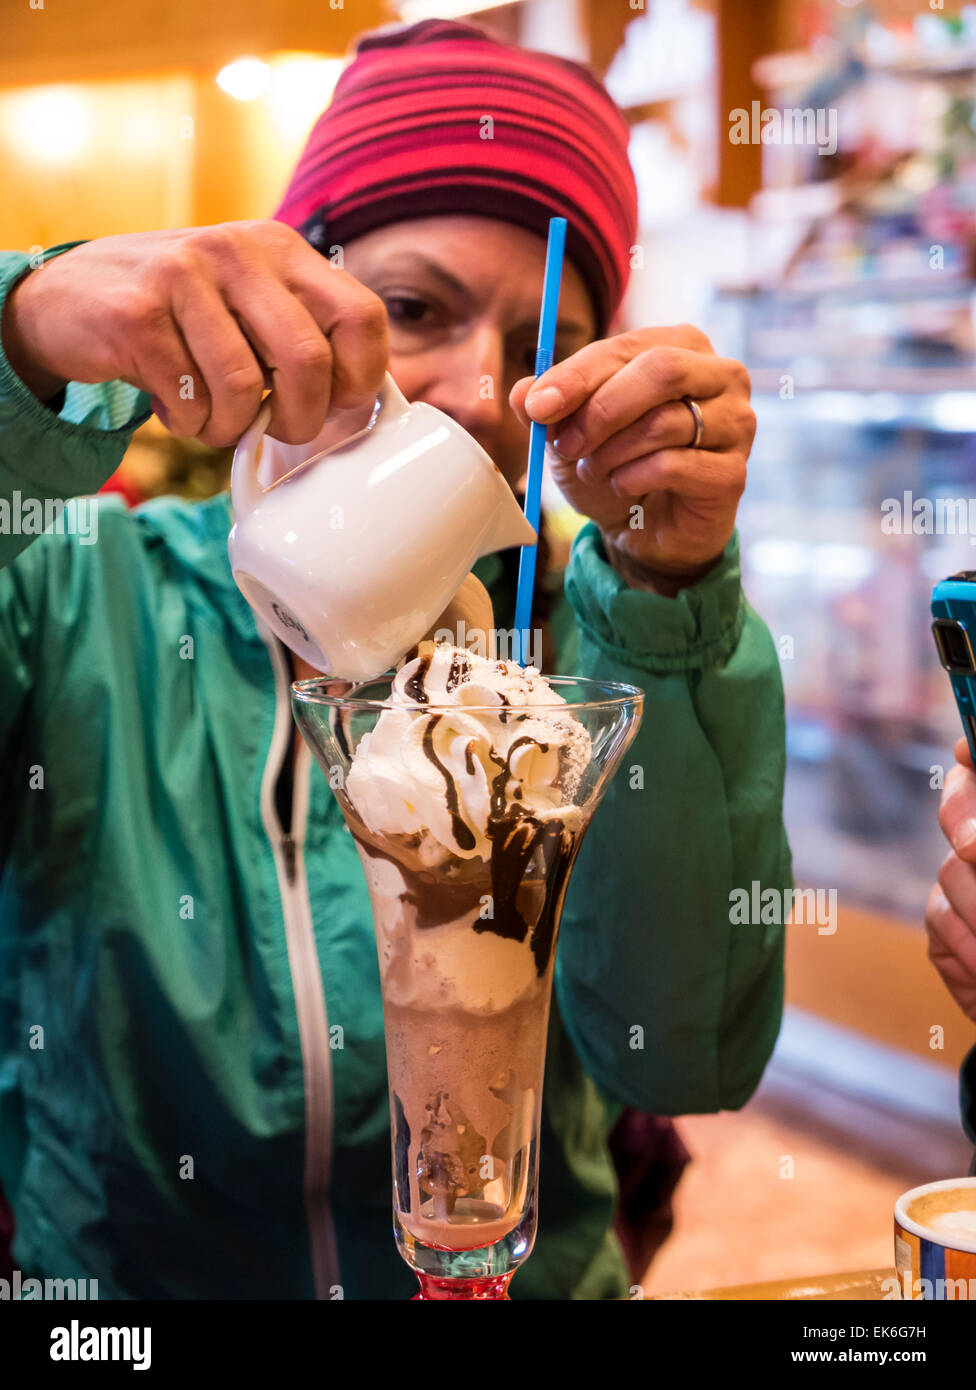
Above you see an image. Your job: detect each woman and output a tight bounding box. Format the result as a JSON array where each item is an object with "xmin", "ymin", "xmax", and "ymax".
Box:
[{"xmin": 0, "ymin": 20, "xmax": 791, "ymax": 1298}]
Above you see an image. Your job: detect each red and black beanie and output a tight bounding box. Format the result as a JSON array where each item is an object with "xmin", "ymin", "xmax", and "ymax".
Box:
[{"xmin": 273, "ymin": 19, "xmax": 639, "ymax": 334}]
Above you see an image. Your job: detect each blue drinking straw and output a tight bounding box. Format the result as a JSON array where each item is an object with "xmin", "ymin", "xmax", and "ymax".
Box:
[{"xmin": 513, "ymin": 216, "xmax": 567, "ymax": 668}]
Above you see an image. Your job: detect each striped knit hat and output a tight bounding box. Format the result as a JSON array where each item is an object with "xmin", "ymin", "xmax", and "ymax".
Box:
[{"xmin": 273, "ymin": 20, "xmax": 638, "ymax": 333}]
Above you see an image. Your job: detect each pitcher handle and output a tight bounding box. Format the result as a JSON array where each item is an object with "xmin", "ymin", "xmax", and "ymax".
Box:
[
  {"xmin": 375, "ymin": 371, "xmax": 408, "ymax": 414},
  {"xmin": 230, "ymin": 397, "xmax": 274, "ymax": 518},
  {"xmin": 230, "ymin": 373, "xmax": 407, "ymax": 516}
]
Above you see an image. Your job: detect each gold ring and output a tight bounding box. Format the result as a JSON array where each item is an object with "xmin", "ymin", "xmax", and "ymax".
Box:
[{"xmin": 682, "ymin": 396, "xmax": 705, "ymax": 450}]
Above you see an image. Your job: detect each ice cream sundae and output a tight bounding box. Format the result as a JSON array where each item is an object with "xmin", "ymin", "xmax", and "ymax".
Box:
[{"xmin": 339, "ymin": 639, "xmax": 592, "ymax": 1250}]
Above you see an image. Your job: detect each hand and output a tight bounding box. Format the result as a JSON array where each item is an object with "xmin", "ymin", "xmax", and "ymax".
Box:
[
  {"xmin": 928, "ymin": 737, "xmax": 976, "ymax": 1023},
  {"xmin": 0, "ymin": 221, "xmax": 389, "ymax": 447},
  {"xmin": 509, "ymin": 325, "xmax": 755, "ymax": 593}
]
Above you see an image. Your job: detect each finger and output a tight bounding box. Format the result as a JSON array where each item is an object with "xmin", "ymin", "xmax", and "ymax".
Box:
[
  {"xmin": 926, "ymin": 882, "xmax": 976, "ymax": 981},
  {"xmin": 547, "ymin": 349, "xmax": 740, "ymax": 458},
  {"xmin": 124, "ymin": 311, "xmax": 213, "ymax": 440},
  {"xmin": 509, "ymin": 375, "xmax": 535, "ymax": 429},
  {"xmin": 222, "ymin": 276, "xmax": 337, "ymax": 444},
  {"xmin": 956, "ymin": 736, "xmax": 974, "ymax": 771},
  {"xmin": 171, "ymin": 273, "xmax": 268, "ymax": 445},
  {"xmin": 937, "ymin": 762, "xmax": 976, "ymax": 861},
  {"xmin": 512, "ymin": 324, "xmax": 717, "ymax": 423},
  {"xmin": 600, "ymin": 447, "xmax": 747, "ymax": 505},
  {"xmin": 286, "ymin": 249, "xmax": 389, "ymax": 413},
  {"xmin": 577, "ymin": 398, "xmax": 745, "ymax": 481},
  {"xmin": 523, "ymin": 342, "xmax": 733, "ymax": 430},
  {"xmin": 325, "ymin": 295, "xmax": 389, "ymax": 414},
  {"xmin": 937, "ymin": 850, "xmax": 976, "ymax": 935},
  {"xmin": 201, "ymin": 224, "xmax": 387, "ymax": 423}
]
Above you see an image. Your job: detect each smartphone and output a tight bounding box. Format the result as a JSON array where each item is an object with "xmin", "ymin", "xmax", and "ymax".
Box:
[{"xmin": 932, "ymin": 573, "xmax": 976, "ymax": 766}]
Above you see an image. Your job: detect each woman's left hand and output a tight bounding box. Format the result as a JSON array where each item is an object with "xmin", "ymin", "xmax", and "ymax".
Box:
[{"xmin": 509, "ymin": 325, "xmax": 756, "ymax": 594}]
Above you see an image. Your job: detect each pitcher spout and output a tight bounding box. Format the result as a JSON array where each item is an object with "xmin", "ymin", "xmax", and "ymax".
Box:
[{"xmin": 480, "ymin": 487, "xmax": 537, "ymax": 556}]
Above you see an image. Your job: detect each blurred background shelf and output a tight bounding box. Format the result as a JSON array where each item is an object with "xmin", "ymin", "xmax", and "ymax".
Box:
[{"xmin": 747, "ymin": 373, "xmax": 976, "ymax": 400}]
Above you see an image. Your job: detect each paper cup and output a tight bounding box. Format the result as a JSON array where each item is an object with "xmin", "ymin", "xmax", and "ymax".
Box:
[{"xmin": 894, "ymin": 1177, "xmax": 976, "ymax": 1300}]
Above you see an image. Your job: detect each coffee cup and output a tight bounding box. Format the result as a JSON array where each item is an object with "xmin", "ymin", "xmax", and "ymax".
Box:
[{"xmin": 894, "ymin": 1176, "xmax": 976, "ymax": 1299}]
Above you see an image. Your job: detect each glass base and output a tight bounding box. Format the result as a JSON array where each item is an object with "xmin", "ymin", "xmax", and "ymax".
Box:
[
  {"xmin": 397, "ymin": 1199, "xmax": 535, "ymax": 1300},
  {"xmin": 411, "ymin": 1272, "xmax": 513, "ymax": 1300}
]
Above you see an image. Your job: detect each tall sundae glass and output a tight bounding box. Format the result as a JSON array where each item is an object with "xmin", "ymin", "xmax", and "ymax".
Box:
[{"xmin": 293, "ymin": 643, "xmax": 642, "ymax": 1299}]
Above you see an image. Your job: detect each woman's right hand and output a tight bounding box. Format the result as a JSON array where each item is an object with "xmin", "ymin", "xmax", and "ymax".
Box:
[
  {"xmin": 0, "ymin": 220, "xmax": 389, "ymax": 447},
  {"xmin": 928, "ymin": 736, "xmax": 976, "ymax": 1023}
]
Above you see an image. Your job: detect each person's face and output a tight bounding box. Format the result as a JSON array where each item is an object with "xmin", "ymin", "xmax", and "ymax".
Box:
[{"xmin": 341, "ymin": 216, "xmax": 597, "ymax": 491}]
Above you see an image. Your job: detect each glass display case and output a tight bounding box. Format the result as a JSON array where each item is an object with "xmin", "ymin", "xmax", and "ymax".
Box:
[{"xmin": 713, "ymin": 282, "xmax": 976, "ymax": 920}]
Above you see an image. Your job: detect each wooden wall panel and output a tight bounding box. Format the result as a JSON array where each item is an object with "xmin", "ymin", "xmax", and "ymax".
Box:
[
  {"xmin": 0, "ymin": 53, "xmax": 346, "ymax": 248},
  {"xmin": 0, "ymin": 75, "xmax": 196, "ymax": 247},
  {"xmin": 0, "ymin": 0, "xmax": 390, "ymax": 86}
]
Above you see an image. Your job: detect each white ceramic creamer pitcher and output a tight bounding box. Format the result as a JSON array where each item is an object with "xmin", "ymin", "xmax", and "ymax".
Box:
[{"xmin": 227, "ymin": 373, "xmax": 536, "ymax": 681}]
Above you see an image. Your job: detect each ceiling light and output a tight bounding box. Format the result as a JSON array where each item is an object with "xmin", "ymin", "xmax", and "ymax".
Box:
[{"xmin": 217, "ymin": 58, "xmax": 271, "ymax": 102}]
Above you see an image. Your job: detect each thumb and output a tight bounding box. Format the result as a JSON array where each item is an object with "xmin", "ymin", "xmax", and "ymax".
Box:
[{"xmin": 508, "ymin": 376, "xmax": 535, "ymax": 429}]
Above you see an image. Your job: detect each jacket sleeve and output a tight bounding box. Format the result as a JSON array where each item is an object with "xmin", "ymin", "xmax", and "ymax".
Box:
[
  {"xmin": 554, "ymin": 521, "xmax": 793, "ymax": 1116},
  {"xmin": 0, "ymin": 247, "xmax": 152, "ymax": 756}
]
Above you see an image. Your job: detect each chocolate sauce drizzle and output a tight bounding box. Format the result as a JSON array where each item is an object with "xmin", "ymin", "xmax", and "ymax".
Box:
[
  {"xmin": 331, "ymin": 708, "xmax": 349, "ymax": 762},
  {"xmin": 421, "ymin": 716, "xmax": 476, "ymax": 852},
  {"xmin": 474, "ymin": 735, "xmax": 574, "ymax": 973},
  {"xmin": 488, "ymin": 737, "xmax": 548, "ymax": 818},
  {"xmin": 482, "ymin": 810, "xmax": 576, "ymax": 975},
  {"xmin": 404, "ymin": 652, "xmax": 431, "ymax": 705}
]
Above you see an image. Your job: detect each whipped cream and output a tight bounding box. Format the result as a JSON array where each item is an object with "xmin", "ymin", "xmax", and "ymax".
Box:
[{"xmin": 345, "ymin": 640, "xmax": 591, "ymax": 860}]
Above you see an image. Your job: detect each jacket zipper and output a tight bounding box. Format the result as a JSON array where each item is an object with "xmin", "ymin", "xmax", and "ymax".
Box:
[{"xmin": 258, "ymin": 628, "xmax": 340, "ymax": 1298}]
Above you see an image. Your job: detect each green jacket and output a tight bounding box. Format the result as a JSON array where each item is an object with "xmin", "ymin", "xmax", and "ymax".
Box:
[{"xmin": 0, "ymin": 246, "xmax": 792, "ymax": 1300}]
